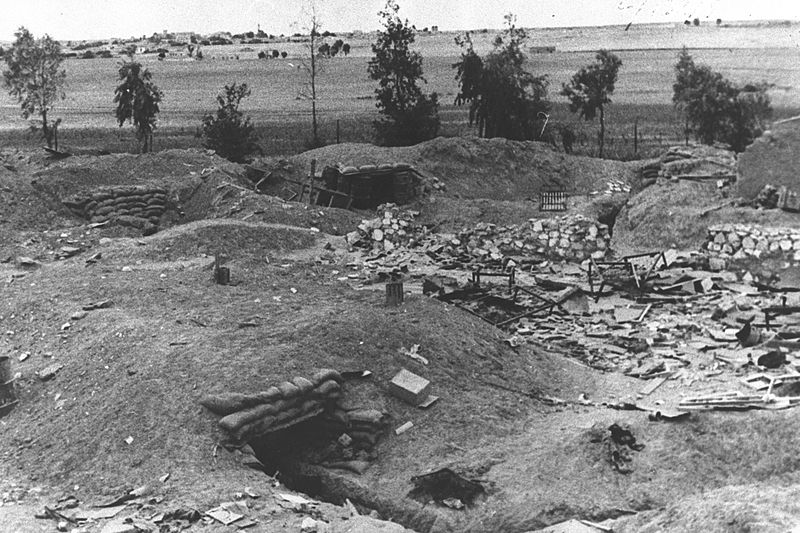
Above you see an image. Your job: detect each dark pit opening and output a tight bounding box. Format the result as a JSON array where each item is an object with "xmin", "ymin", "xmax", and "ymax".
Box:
[{"xmin": 247, "ymin": 413, "xmax": 379, "ymax": 504}]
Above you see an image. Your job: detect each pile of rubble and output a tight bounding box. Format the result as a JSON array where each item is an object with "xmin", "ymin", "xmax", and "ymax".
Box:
[
  {"xmin": 705, "ymin": 223, "xmax": 800, "ymax": 265},
  {"xmin": 753, "ymin": 184, "xmax": 800, "ymax": 212},
  {"xmin": 348, "ymin": 205, "xmax": 612, "ymax": 266},
  {"xmin": 347, "ymin": 204, "xmax": 420, "ymax": 253}
]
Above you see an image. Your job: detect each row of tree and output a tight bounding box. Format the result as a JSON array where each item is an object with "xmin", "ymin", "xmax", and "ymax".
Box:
[{"xmin": 1, "ymin": 2, "xmax": 774, "ymax": 160}]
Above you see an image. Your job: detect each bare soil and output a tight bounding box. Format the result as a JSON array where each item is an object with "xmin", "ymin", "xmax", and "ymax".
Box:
[{"xmin": 2, "ymin": 137, "xmax": 800, "ymax": 533}]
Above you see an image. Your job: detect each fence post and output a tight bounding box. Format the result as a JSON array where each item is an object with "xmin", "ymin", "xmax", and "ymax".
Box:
[
  {"xmin": 336, "ymin": 120, "xmax": 341, "ymax": 144},
  {"xmin": 634, "ymin": 117, "xmax": 638, "ymax": 156}
]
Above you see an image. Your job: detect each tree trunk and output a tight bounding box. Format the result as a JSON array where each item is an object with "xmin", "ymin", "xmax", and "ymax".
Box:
[
  {"xmin": 41, "ymin": 109, "xmax": 52, "ymax": 149},
  {"xmin": 311, "ymin": 28, "xmax": 319, "ymax": 146},
  {"xmin": 599, "ymin": 105, "xmax": 605, "ymax": 158}
]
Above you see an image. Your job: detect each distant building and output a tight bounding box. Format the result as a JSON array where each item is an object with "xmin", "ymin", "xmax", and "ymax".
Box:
[{"xmin": 174, "ymin": 32, "xmax": 196, "ymax": 43}]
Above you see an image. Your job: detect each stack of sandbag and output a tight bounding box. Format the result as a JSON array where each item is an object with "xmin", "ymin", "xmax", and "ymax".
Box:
[
  {"xmin": 200, "ymin": 369, "xmax": 343, "ymax": 442},
  {"xmin": 62, "ymin": 185, "xmax": 167, "ymax": 235},
  {"xmin": 319, "ymin": 408, "xmax": 389, "ymax": 450}
]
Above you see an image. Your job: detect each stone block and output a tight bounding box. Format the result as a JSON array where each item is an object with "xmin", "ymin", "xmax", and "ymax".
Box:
[
  {"xmin": 780, "ymin": 239, "xmax": 793, "ymax": 251},
  {"xmin": 708, "ymin": 257, "xmax": 727, "ymax": 271},
  {"xmin": 713, "ymin": 232, "xmax": 726, "ymax": 244},
  {"xmin": 742, "ymin": 237, "xmax": 755, "ymax": 250},
  {"xmin": 389, "ymin": 369, "xmax": 430, "ymax": 406}
]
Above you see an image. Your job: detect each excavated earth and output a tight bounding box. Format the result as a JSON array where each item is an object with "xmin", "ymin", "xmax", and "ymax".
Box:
[{"xmin": 1, "ymin": 138, "xmax": 800, "ymax": 533}]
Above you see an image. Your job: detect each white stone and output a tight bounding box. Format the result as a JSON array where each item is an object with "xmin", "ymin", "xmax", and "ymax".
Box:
[
  {"xmin": 780, "ymin": 239, "xmax": 793, "ymax": 251},
  {"xmin": 742, "ymin": 237, "xmax": 755, "ymax": 250}
]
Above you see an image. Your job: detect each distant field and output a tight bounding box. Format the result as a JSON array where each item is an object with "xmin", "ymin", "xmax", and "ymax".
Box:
[{"xmin": 1, "ymin": 22, "xmax": 799, "ymax": 158}]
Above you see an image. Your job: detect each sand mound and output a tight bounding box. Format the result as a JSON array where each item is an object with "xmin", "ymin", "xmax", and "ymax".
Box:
[
  {"xmin": 738, "ymin": 119, "xmax": 800, "ymax": 200},
  {"xmin": 612, "ymin": 179, "xmax": 800, "ymax": 254},
  {"xmin": 258, "ymin": 137, "xmax": 637, "ymax": 202}
]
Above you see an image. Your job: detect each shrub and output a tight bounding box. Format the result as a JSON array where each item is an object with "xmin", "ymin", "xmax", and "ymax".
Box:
[
  {"xmin": 673, "ymin": 47, "xmax": 772, "ymax": 152},
  {"xmin": 453, "ymin": 15, "xmax": 550, "ymax": 141},
  {"xmin": 202, "ymin": 82, "xmax": 259, "ymax": 163}
]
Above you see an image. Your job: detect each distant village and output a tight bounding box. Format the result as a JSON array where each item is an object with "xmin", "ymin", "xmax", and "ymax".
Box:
[{"xmin": 43, "ymin": 25, "xmax": 441, "ymax": 60}]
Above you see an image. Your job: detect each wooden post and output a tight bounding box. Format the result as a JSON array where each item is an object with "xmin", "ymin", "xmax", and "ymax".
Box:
[
  {"xmin": 214, "ymin": 255, "xmax": 230, "ymax": 285},
  {"xmin": 336, "ymin": 120, "xmax": 341, "ymax": 144},
  {"xmin": 386, "ymin": 281, "xmax": 404, "ymax": 306},
  {"xmin": 0, "ymin": 355, "xmax": 17, "ymax": 417},
  {"xmin": 307, "ymin": 159, "xmax": 317, "ymax": 205},
  {"xmin": 634, "ymin": 117, "xmax": 638, "ymax": 156}
]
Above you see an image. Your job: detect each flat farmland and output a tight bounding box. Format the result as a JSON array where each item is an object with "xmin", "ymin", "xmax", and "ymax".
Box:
[{"xmin": 1, "ymin": 22, "xmax": 799, "ymax": 156}]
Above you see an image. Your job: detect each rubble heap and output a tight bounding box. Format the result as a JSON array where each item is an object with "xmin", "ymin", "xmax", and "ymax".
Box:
[
  {"xmin": 348, "ymin": 205, "xmax": 612, "ymax": 265},
  {"xmin": 705, "ymin": 223, "xmax": 800, "ymax": 265},
  {"xmin": 347, "ymin": 204, "xmax": 420, "ymax": 253}
]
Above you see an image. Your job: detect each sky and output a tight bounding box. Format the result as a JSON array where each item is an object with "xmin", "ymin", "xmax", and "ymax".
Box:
[{"xmin": 2, "ymin": 0, "xmax": 800, "ymax": 41}]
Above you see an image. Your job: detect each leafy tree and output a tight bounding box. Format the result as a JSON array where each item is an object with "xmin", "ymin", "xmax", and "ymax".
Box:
[
  {"xmin": 202, "ymin": 82, "xmax": 258, "ymax": 162},
  {"xmin": 453, "ymin": 15, "xmax": 550, "ymax": 141},
  {"xmin": 367, "ymin": 0, "xmax": 439, "ymax": 146},
  {"xmin": 113, "ymin": 50, "xmax": 163, "ymax": 153},
  {"xmin": 342, "ymin": 43, "xmax": 351, "ymax": 56},
  {"xmin": 560, "ymin": 49, "xmax": 622, "ymax": 158},
  {"xmin": 673, "ymin": 47, "xmax": 771, "ymax": 152},
  {"xmin": 2, "ymin": 27, "xmax": 67, "ymax": 149}
]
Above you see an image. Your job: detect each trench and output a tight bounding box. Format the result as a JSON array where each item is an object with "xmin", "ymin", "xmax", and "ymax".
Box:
[{"xmin": 245, "ymin": 412, "xmax": 452, "ymax": 533}]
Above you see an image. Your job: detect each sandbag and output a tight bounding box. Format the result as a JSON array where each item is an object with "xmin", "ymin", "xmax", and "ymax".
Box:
[
  {"xmin": 314, "ymin": 379, "xmax": 341, "ymax": 398},
  {"xmin": 292, "ymin": 376, "xmax": 315, "ymax": 395},
  {"xmin": 347, "ymin": 409, "xmax": 385, "ymax": 426},
  {"xmin": 254, "ymin": 386, "xmax": 282, "ymax": 403},
  {"xmin": 200, "ymin": 392, "xmax": 265, "ymax": 415},
  {"xmin": 311, "ymin": 368, "xmax": 342, "ymax": 385},
  {"xmin": 277, "ymin": 380, "xmax": 301, "ymax": 398},
  {"xmin": 218, "ymin": 403, "xmax": 279, "ymax": 432},
  {"xmin": 234, "ymin": 414, "xmax": 276, "ymax": 441}
]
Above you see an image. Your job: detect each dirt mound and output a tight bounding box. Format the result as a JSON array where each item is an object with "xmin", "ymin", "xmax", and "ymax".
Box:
[
  {"xmin": 259, "ymin": 137, "xmax": 637, "ymax": 202},
  {"xmin": 0, "ymin": 245, "xmax": 618, "ymax": 530},
  {"xmin": 612, "ymin": 179, "xmax": 800, "ymax": 254},
  {"xmin": 738, "ymin": 119, "xmax": 800, "ymax": 200},
  {"xmin": 30, "ymin": 149, "xmax": 243, "ymax": 199}
]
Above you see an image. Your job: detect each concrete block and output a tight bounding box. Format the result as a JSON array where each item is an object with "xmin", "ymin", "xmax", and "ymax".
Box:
[{"xmin": 389, "ymin": 369, "xmax": 430, "ymax": 406}]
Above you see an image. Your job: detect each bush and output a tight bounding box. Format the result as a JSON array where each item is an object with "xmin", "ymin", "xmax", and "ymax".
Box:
[
  {"xmin": 673, "ymin": 47, "xmax": 772, "ymax": 152},
  {"xmin": 454, "ymin": 16, "xmax": 549, "ymax": 141},
  {"xmin": 202, "ymin": 82, "xmax": 259, "ymax": 163}
]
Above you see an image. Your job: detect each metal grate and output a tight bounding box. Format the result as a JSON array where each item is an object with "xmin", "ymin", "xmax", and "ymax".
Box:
[{"xmin": 539, "ymin": 190, "xmax": 568, "ymax": 211}]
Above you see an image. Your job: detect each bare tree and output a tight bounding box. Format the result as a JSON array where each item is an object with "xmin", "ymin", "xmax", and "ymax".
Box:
[{"xmin": 296, "ymin": 0, "xmax": 327, "ymax": 147}]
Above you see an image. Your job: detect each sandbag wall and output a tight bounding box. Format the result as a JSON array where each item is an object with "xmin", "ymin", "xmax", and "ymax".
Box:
[
  {"xmin": 705, "ymin": 223, "xmax": 800, "ymax": 265},
  {"xmin": 200, "ymin": 369, "xmax": 388, "ymax": 449},
  {"xmin": 62, "ymin": 185, "xmax": 167, "ymax": 233}
]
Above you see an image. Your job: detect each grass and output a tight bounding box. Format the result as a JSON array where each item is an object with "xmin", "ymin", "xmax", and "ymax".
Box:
[
  {"xmin": 4, "ymin": 101, "xmax": 798, "ymax": 161},
  {"xmin": 2, "ymin": 30, "xmax": 800, "ymax": 160}
]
